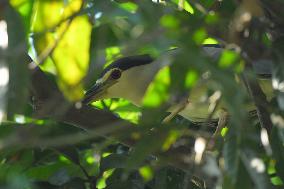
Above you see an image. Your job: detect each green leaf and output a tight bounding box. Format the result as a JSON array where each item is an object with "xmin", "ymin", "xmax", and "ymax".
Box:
[
  {"xmin": 223, "ymin": 134, "xmax": 239, "ymax": 185},
  {"xmin": 126, "ymin": 126, "xmax": 171, "ymax": 168},
  {"xmin": 118, "ymin": 2, "xmax": 138, "ymax": 13},
  {"xmin": 160, "ymin": 15, "xmax": 180, "ymax": 29},
  {"xmin": 171, "ymin": 0, "xmax": 194, "ymax": 14},
  {"xmin": 26, "ymin": 162, "xmax": 83, "ymax": 181},
  {"xmin": 55, "ymin": 147, "xmax": 80, "ymax": 165},
  {"xmin": 48, "ymin": 168, "xmax": 71, "ymax": 186},
  {"xmin": 10, "ymin": 0, "xmax": 34, "ymax": 34},
  {"xmin": 270, "ymin": 126, "xmax": 284, "ymax": 180},
  {"xmin": 218, "ymin": 50, "xmax": 239, "ymax": 68},
  {"xmin": 100, "ymin": 154, "xmax": 129, "ymax": 172},
  {"xmin": 143, "ymin": 66, "xmax": 170, "ymax": 107},
  {"xmin": 31, "ymin": 0, "xmax": 91, "ymax": 101}
]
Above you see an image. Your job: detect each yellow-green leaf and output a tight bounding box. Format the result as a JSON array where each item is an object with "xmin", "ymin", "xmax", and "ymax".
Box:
[
  {"xmin": 143, "ymin": 66, "xmax": 170, "ymax": 107},
  {"xmin": 52, "ymin": 16, "xmax": 91, "ymax": 100},
  {"xmin": 31, "ymin": 0, "xmax": 91, "ymax": 100}
]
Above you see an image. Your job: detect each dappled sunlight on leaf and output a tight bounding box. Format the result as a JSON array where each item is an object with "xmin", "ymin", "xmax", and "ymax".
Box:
[
  {"xmin": 139, "ymin": 166, "xmax": 154, "ymax": 181},
  {"xmin": 193, "ymin": 28, "xmax": 207, "ymax": 44},
  {"xmin": 162, "ymin": 130, "xmax": 180, "ymax": 151},
  {"xmin": 31, "ymin": 0, "xmax": 82, "ymax": 32},
  {"xmin": 184, "ymin": 70, "xmax": 198, "ymax": 88},
  {"xmin": 53, "ymin": 16, "xmax": 91, "ymax": 100},
  {"xmin": 143, "ymin": 66, "xmax": 171, "ymax": 107},
  {"xmin": 171, "ymin": 0, "xmax": 194, "ymax": 14},
  {"xmin": 92, "ymin": 99, "xmax": 141, "ymax": 123},
  {"xmin": 31, "ymin": 0, "xmax": 91, "ymax": 100},
  {"xmin": 218, "ymin": 50, "xmax": 240, "ymax": 68},
  {"xmin": 203, "ymin": 38, "xmax": 218, "ymax": 45}
]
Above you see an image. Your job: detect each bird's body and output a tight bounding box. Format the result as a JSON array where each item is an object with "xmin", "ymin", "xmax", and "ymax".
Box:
[{"xmin": 83, "ymin": 45, "xmax": 273, "ymax": 122}]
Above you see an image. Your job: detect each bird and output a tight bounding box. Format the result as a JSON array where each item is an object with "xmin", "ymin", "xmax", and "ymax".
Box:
[{"xmin": 82, "ymin": 45, "xmax": 273, "ymax": 123}]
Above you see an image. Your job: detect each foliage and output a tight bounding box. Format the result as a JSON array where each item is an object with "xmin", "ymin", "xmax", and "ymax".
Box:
[{"xmin": 0, "ymin": 0, "xmax": 284, "ymax": 188}]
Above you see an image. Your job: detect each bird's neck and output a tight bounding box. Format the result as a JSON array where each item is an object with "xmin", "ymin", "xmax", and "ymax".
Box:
[
  {"xmin": 105, "ymin": 52, "xmax": 173, "ymax": 106},
  {"xmin": 127, "ymin": 65, "xmax": 161, "ymax": 106}
]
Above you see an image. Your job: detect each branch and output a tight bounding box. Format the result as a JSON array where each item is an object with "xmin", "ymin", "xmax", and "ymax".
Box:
[{"xmin": 241, "ymin": 56, "xmax": 273, "ymax": 134}]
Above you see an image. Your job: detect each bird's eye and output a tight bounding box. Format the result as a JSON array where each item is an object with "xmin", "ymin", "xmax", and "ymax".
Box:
[{"xmin": 110, "ymin": 69, "xmax": 121, "ymax": 80}]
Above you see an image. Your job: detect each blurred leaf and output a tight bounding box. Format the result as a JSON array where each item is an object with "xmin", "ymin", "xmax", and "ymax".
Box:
[
  {"xmin": 31, "ymin": 0, "xmax": 82, "ymax": 32},
  {"xmin": 31, "ymin": 0, "xmax": 91, "ymax": 101},
  {"xmin": 203, "ymin": 37, "xmax": 218, "ymax": 45},
  {"xmin": 63, "ymin": 177, "xmax": 86, "ymax": 189},
  {"xmin": 100, "ymin": 154, "xmax": 129, "ymax": 172},
  {"xmin": 205, "ymin": 12, "xmax": 220, "ymax": 25},
  {"xmin": 52, "ymin": 15, "xmax": 91, "ymax": 100},
  {"xmin": 270, "ymin": 126, "xmax": 284, "ymax": 180},
  {"xmin": 184, "ymin": 70, "xmax": 198, "ymax": 88},
  {"xmin": 48, "ymin": 168, "xmax": 71, "ymax": 186},
  {"xmin": 139, "ymin": 166, "xmax": 153, "ymax": 182},
  {"xmin": 143, "ymin": 66, "xmax": 170, "ymax": 107},
  {"xmin": 160, "ymin": 15, "xmax": 180, "ymax": 29},
  {"xmin": 126, "ymin": 126, "xmax": 172, "ymax": 168},
  {"xmin": 26, "ymin": 161, "xmax": 83, "ymax": 182},
  {"xmin": 55, "ymin": 146, "xmax": 80, "ymax": 165},
  {"xmin": 118, "ymin": 2, "xmax": 138, "ymax": 13},
  {"xmin": 234, "ymin": 159, "xmax": 252, "ymax": 189},
  {"xmin": 171, "ymin": 0, "xmax": 194, "ymax": 14},
  {"xmin": 223, "ymin": 133, "xmax": 239, "ymax": 185},
  {"xmin": 193, "ymin": 28, "xmax": 207, "ymax": 45},
  {"xmin": 10, "ymin": 0, "xmax": 34, "ymax": 34}
]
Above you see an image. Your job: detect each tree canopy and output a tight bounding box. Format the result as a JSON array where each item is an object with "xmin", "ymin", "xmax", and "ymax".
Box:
[{"xmin": 0, "ymin": 0, "xmax": 284, "ymax": 188}]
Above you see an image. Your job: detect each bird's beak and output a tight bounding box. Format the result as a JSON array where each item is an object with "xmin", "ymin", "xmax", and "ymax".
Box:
[{"xmin": 82, "ymin": 80, "xmax": 115, "ymax": 105}]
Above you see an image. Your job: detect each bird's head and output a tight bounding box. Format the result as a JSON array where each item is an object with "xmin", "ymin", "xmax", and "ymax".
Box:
[{"xmin": 82, "ymin": 54, "xmax": 157, "ymax": 106}]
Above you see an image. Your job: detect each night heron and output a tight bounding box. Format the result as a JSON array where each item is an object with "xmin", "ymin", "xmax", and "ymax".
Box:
[{"xmin": 82, "ymin": 45, "xmax": 273, "ymax": 124}]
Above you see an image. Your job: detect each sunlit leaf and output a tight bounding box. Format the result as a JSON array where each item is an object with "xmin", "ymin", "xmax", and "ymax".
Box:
[
  {"xmin": 203, "ymin": 38, "xmax": 218, "ymax": 45},
  {"xmin": 52, "ymin": 16, "xmax": 91, "ymax": 100},
  {"xmin": 171, "ymin": 0, "xmax": 194, "ymax": 14},
  {"xmin": 143, "ymin": 66, "xmax": 170, "ymax": 107},
  {"xmin": 160, "ymin": 15, "xmax": 180, "ymax": 29},
  {"xmin": 162, "ymin": 130, "xmax": 180, "ymax": 150},
  {"xmin": 193, "ymin": 28, "xmax": 207, "ymax": 44},
  {"xmin": 184, "ymin": 70, "xmax": 198, "ymax": 88},
  {"xmin": 139, "ymin": 166, "xmax": 153, "ymax": 181},
  {"xmin": 31, "ymin": 0, "xmax": 82, "ymax": 32},
  {"xmin": 118, "ymin": 2, "xmax": 138, "ymax": 13},
  {"xmin": 219, "ymin": 50, "xmax": 239, "ymax": 68},
  {"xmin": 31, "ymin": 0, "xmax": 91, "ymax": 100}
]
